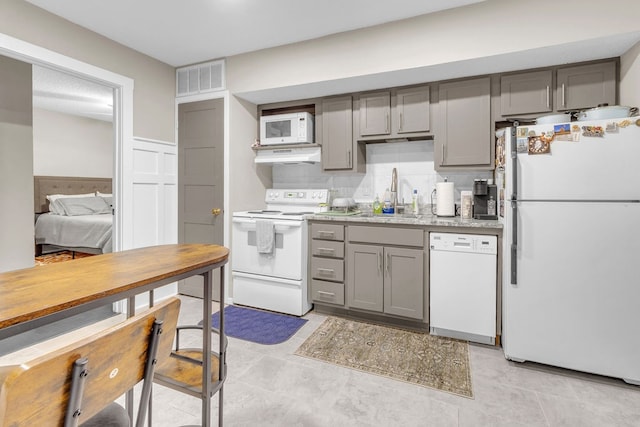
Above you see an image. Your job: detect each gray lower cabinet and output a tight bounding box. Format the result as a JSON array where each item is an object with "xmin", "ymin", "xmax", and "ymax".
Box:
[
  {"xmin": 346, "ymin": 225, "xmax": 425, "ymax": 320},
  {"xmin": 346, "ymin": 243, "xmax": 384, "ymax": 312},
  {"xmin": 383, "ymin": 246, "xmax": 424, "ymax": 319},
  {"xmin": 436, "ymin": 77, "xmax": 491, "ymax": 169},
  {"xmin": 556, "ymin": 61, "xmax": 616, "ymax": 111},
  {"xmin": 346, "ymin": 244, "xmax": 424, "ymax": 319},
  {"xmin": 310, "ymin": 223, "xmax": 345, "ymax": 307}
]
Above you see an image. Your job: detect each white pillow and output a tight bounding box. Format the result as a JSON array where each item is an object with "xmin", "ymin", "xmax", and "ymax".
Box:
[{"xmin": 46, "ymin": 193, "xmax": 96, "ymax": 215}]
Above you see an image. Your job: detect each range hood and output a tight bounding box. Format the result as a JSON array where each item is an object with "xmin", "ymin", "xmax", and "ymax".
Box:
[{"xmin": 254, "ymin": 146, "xmax": 321, "ymax": 164}]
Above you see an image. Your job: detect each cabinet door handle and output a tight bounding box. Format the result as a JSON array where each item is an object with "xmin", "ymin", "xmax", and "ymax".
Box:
[
  {"xmin": 386, "ymin": 252, "xmax": 391, "ymax": 276},
  {"xmin": 546, "ymin": 86, "xmax": 550, "ymax": 109},
  {"xmin": 317, "ymin": 267, "xmax": 335, "ymax": 275},
  {"xmin": 561, "ymin": 83, "xmax": 566, "ymax": 108},
  {"xmin": 378, "ymin": 251, "xmax": 383, "ymax": 273},
  {"xmin": 318, "ymin": 231, "xmax": 335, "ymax": 237},
  {"xmin": 399, "ymin": 112, "xmax": 403, "ymax": 132},
  {"xmin": 385, "ymin": 112, "xmax": 389, "ymax": 133},
  {"xmin": 317, "ymin": 291, "xmax": 336, "ymax": 297},
  {"xmin": 317, "ymin": 247, "xmax": 335, "ymax": 255},
  {"xmin": 347, "ymin": 149, "xmax": 352, "ymax": 168}
]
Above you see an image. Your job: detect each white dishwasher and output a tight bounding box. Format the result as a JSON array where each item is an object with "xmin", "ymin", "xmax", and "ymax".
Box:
[{"xmin": 429, "ymin": 232, "xmax": 497, "ymax": 345}]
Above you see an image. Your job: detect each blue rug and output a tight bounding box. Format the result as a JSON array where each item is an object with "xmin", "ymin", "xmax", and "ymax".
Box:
[{"xmin": 204, "ymin": 305, "xmax": 308, "ymax": 345}]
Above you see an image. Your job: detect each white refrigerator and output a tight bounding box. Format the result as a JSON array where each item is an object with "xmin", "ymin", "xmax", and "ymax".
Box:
[{"xmin": 501, "ymin": 118, "xmax": 640, "ymax": 384}]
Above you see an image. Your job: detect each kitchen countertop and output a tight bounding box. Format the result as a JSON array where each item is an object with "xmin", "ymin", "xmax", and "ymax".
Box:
[{"xmin": 306, "ymin": 212, "xmax": 503, "ymax": 229}]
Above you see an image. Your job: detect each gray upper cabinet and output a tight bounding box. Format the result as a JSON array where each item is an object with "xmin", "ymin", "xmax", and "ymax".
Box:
[
  {"xmin": 393, "ymin": 86, "xmax": 430, "ymax": 134},
  {"xmin": 500, "ymin": 70, "xmax": 552, "ymax": 115},
  {"xmin": 556, "ymin": 61, "xmax": 616, "ymax": 111},
  {"xmin": 321, "ymin": 96, "xmax": 354, "ymax": 171},
  {"xmin": 436, "ymin": 77, "xmax": 491, "ymax": 169},
  {"xmin": 356, "ymin": 85, "xmax": 431, "ymax": 141},
  {"xmin": 358, "ymin": 91, "xmax": 390, "ymax": 136}
]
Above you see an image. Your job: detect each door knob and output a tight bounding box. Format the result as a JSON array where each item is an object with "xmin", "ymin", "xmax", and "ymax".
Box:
[{"xmin": 211, "ymin": 208, "xmax": 222, "ymax": 216}]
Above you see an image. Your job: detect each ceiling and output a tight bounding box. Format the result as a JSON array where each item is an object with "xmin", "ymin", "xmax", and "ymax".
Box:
[
  {"xmin": 25, "ymin": 0, "xmax": 484, "ymax": 67},
  {"xmin": 33, "ymin": 66, "xmax": 114, "ymax": 122},
  {"xmin": 28, "ymin": 0, "xmax": 485, "ymax": 120},
  {"xmin": 25, "ymin": 0, "xmax": 640, "ymax": 116}
]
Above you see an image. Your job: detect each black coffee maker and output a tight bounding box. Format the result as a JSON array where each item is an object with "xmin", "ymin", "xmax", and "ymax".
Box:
[{"xmin": 473, "ymin": 179, "xmax": 498, "ymax": 220}]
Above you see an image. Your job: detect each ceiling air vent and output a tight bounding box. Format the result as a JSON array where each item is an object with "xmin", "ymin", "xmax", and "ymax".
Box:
[{"xmin": 176, "ymin": 59, "xmax": 225, "ymax": 97}]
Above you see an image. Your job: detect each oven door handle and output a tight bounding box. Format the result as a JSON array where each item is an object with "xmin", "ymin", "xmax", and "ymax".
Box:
[{"xmin": 232, "ymin": 217, "xmax": 303, "ymax": 230}]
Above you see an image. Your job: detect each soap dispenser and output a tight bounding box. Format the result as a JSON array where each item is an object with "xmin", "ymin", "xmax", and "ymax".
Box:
[{"xmin": 373, "ymin": 195, "xmax": 382, "ymax": 214}]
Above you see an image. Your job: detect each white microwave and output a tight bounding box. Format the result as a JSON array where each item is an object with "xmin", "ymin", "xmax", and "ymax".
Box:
[{"xmin": 260, "ymin": 112, "xmax": 314, "ymax": 145}]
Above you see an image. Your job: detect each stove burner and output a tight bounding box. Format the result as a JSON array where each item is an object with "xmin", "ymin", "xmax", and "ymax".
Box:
[
  {"xmin": 282, "ymin": 211, "xmax": 314, "ymax": 215},
  {"xmin": 247, "ymin": 210, "xmax": 282, "ymax": 214}
]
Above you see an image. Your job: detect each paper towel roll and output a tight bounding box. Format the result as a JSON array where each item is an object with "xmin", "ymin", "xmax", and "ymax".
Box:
[{"xmin": 436, "ymin": 182, "xmax": 455, "ymax": 216}]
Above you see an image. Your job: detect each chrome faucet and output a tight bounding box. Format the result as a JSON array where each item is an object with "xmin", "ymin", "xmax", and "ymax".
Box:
[{"xmin": 390, "ymin": 167, "xmax": 398, "ymax": 211}]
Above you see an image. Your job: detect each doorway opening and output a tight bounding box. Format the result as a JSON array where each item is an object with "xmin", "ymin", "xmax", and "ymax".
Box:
[{"xmin": 32, "ymin": 65, "xmax": 115, "ymax": 264}]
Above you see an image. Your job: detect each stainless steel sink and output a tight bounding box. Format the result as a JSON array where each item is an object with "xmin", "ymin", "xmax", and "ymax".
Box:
[{"xmin": 357, "ymin": 212, "xmax": 422, "ymax": 219}]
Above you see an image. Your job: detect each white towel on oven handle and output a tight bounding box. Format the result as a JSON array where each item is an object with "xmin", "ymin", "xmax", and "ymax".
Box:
[{"xmin": 256, "ymin": 219, "xmax": 275, "ymax": 254}]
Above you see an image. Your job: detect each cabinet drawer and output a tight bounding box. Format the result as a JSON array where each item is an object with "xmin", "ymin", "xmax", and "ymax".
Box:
[
  {"xmin": 311, "ymin": 239, "xmax": 344, "ymax": 258},
  {"xmin": 311, "ymin": 257, "xmax": 344, "ymax": 282},
  {"xmin": 311, "ymin": 223, "xmax": 344, "ymax": 241},
  {"xmin": 311, "ymin": 279, "xmax": 344, "ymax": 306},
  {"xmin": 348, "ymin": 225, "xmax": 424, "ymax": 247}
]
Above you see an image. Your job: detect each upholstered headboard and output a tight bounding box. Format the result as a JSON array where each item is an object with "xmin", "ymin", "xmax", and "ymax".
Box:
[{"xmin": 34, "ymin": 176, "xmax": 113, "ymax": 213}]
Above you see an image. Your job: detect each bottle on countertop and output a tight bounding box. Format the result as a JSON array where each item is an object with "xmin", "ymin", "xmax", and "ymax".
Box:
[
  {"xmin": 411, "ymin": 189, "xmax": 419, "ymax": 214},
  {"xmin": 487, "ymin": 195, "xmax": 497, "ymax": 216},
  {"xmin": 373, "ymin": 195, "xmax": 382, "ymax": 214},
  {"xmin": 382, "ymin": 188, "xmax": 394, "ymax": 214}
]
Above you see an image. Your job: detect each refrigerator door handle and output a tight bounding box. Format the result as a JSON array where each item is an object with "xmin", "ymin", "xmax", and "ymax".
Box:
[
  {"xmin": 511, "ymin": 199, "xmax": 518, "ymax": 285},
  {"xmin": 510, "ymin": 126, "xmax": 518, "ymax": 285}
]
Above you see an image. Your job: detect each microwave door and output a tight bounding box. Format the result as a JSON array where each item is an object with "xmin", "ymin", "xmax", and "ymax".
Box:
[{"xmin": 266, "ymin": 119, "xmax": 292, "ymax": 140}]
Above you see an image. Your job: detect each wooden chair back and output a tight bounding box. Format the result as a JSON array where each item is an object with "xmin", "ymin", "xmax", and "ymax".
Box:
[{"xmin": 0, "ymin": 297, "xmax": 181, "ymax": 427}]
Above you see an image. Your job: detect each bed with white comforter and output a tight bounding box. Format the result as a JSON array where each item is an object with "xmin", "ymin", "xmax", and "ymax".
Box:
[{"xmin": 35, "ymin": 213, "xmax": 113, "ymax": 254}]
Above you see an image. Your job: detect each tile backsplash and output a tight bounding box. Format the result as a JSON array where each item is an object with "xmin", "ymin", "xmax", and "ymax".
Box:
[{"xmin": 272, "ymin": 140, "xmax": 492, "ymax": 207}]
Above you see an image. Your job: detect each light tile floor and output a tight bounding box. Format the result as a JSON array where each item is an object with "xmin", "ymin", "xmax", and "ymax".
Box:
[
  {"xmin": 3, "ymin": 295, "xmax": 640, "ymax": 426},
  {"xmin": 153, "ymin": 296, "xmax": 640, "ymax": 427}
]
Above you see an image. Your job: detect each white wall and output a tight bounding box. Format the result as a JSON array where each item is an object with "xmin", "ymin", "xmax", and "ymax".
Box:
[
  {"xmin": 0, "ymin": 0, "xmax": 175, "ymax": 143},
  {"xmin": 620, "ymin": 41, "xmax": 640, "ymax": 107},
  {"xmin": 131, "ymin": 137, "xmax": 178, "ymax": 306},
  {"xmin": 0, "ymin": 56, "xmax": 33, "ymax": 272},
  {"xmin": 228, "ymin": 94, "xmax": 272, "ymax": 213},
  {"xmin": 33, "ymin": 108, "xmax": 113, "ymax": 177},
  {"xmin": 227, "ymin": 0, "xmax": 640, "ymax": 101}
]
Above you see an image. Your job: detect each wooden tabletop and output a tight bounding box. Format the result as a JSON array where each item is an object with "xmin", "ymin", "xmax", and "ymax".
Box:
[{"xmin": 0, "ymin": 244, "xmax": 229, "ymax": 334}]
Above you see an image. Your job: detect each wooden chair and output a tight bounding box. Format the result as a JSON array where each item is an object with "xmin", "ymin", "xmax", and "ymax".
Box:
[{"xmin": 0, "ymin": 297, "xmax": 181, "ymax": 427}]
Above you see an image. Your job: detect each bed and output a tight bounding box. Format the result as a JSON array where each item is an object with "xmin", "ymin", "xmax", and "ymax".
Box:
[{"xmin": 34, "ymin": 176, "xmax": 113, "ymax": 256}]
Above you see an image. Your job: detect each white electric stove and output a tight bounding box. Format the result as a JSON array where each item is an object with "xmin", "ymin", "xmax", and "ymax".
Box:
[{"xmin": 231, "ymin": 189, "xmax": 330, "ymax": 316}]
